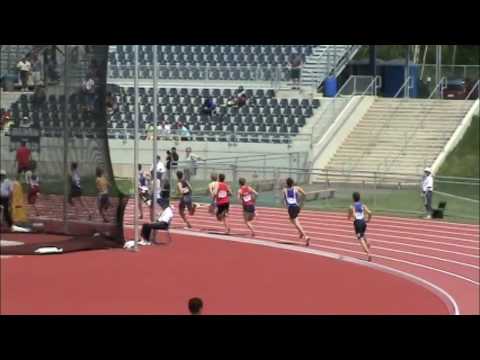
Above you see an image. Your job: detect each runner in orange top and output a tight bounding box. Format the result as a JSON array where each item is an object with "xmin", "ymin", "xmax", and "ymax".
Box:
[
  {"xmin": 237, "ymin": 178, "xmax": 258, "ymax": 237},
  {"xmin": 213, "ymin": 173, "xmax": 232, "ymax": 234}
]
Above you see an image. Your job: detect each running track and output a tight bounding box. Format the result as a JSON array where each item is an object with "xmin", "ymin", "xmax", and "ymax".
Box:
[
  {"xmin": 124, "ymin": 202, "xmax": 480, "ymax": 314},
  {"xmin": 3, "ymin": 196, "xmax": 479, "ymax": 314}
]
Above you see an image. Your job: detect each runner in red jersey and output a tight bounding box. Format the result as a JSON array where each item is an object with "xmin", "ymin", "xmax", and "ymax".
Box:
[
  {"xmin": 237, "ymin": 178, "xmax": 258, "ymax": 237},
  {"xmin": 213, "ymin": 173, "xmax": 231, "ymax": 234}
]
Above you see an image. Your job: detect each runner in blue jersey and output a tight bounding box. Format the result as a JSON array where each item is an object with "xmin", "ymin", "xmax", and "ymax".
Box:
[
  {"xmin": 348, "ymin": 192, "xmax": 373, "ymax": 262},
  {"xmin": 282, "ymin": 178, "xmax": 310, "ymax": 246}
]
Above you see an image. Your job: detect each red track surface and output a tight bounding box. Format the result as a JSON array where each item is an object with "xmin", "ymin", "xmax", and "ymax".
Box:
[{"xmin": 1, "ymin": 196, "xmax": 479, "ymax": 314}]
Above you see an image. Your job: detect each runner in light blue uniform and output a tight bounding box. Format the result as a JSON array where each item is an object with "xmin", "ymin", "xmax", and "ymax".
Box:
[
  {"xmin": 283, "ymin": 178, "xmax": 310, "ymax": 246},
  {"xmin": 348, "ymin": 192, "xmax": 373, "ymax": 262}
]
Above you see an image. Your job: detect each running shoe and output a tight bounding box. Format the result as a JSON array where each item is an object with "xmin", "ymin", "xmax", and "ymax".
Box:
[{"xmin": 11, "ymin": 225, "xmax": 30, "ymax": 233}]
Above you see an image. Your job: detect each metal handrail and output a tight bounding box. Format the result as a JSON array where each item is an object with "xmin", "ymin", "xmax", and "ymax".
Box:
[
  {"xmin": 393, "ymin": 76, "xmax": 412, "ymax": 98},
  {"xmin": 465, "ymin": 80, "xmax": 479, "ymax": 100},
  {"xmin": 428, "ymin": 77, "xmax": 447, "ymax": 99}
]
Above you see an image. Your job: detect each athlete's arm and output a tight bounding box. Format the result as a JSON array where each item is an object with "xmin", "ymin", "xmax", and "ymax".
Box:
[
  {"xmin": 250, "ymin": 186, "xmax": 258, "ymax": 196},
  {"xmin": 347, "ymin": 206, "xmax": 353, "ymax": 221},
  {"xmin": 296, "ymin": 186, "xmax": 306, "ymax": 207},
  {"xmin": 212, "ymin": 182, "xmax": 219, "ymax": 197},
  {"xmin": 237, "ymin": 189, "xmax": 242, "ymax": 202},
  {"xmin": 282, "ymin": 189, "xmax": 287, "ymax": 208},
  {"xmin": 177, "ymin": 181, "xmax": 184, "ymax": 194},
  {"xmin": 364, "ymin": 205, "xmax": 372, "ymax": 223}
]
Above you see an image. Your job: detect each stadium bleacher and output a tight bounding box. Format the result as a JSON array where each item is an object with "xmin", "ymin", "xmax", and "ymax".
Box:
[
  {"xmin": 108, "ymin": 45, "xmax": 316, "ymax": 81},
  {"xmin": 6, "ymin": 87, "xmax": 320, "ymax": 143}
]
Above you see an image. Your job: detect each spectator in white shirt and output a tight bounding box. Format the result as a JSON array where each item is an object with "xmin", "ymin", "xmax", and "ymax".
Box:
[
  {"xmin": 138, "ymin": 202, "xmax": 174, "ymax": 245},
  {"xmin": 421, "ymin": 167, "xmax": 434, "ymax": 219},
  {"xmin": 184, "ymin": 147, "xmax": 202, "ymax": 181},
  {"xmin": 82, "ymin": 76, "xmax": 96, "ymax": 112},
  {"xmin": 17, "ymin": 57, "xmax": 32, "ymax": 92},
  {"xmin": 1, "ymin": 169, "xmax": 13, "ymax": 227},
  {"xmin": 150, "ymin": 155, "xmax": 166, "ymax": 184}
]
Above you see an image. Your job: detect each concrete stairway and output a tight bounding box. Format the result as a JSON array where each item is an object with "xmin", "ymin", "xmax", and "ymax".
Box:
[
  {"xmin": 318, "ymin": 98, "xmax": 475, "ymax": 183},
  {"xmin": 301, "ymin": 45, "xmax": 362, "ymax": 88}
]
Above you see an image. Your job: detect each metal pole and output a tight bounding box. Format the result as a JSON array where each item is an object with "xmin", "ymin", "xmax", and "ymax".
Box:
[
  {"xmin": 152, "ymin": 45, "xmax": 159, "ymax": 222},
  {"xmin": 133, "ymin": 45, "xmax": 140, "ymax": 248},
  {"xmin": 435, "ymin": 45, "xmax": 442, "ymax": 99},
  {"xmin": 63, "ymin": 45, "xmax": 69, "ymax": 234},
  {"xmin": 405, "ymin": 45, "xmax": 411, "ymax": 98}
]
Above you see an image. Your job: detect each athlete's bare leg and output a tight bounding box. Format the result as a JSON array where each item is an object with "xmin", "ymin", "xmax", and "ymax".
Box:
[
  {"xmin": 290, "ymin": 218, "xmax": 310, "ymax": 246},
  {"xmin": 180, "ymin": 208, "xmax": 192, "ymax": 229},
  {"xmin": 224, "ymin": 214, "xmax": 230, "ymax": 234},
  {"xmin": 359, "ymin": 237, "xmax": 371, "ymax": 261},
  {"xmin": 244, "ymin": 212, "xmax": 255, "ymax": 237},
  {"xmin": 78, "ymin": 197, "xmax": 92, "ymax": 220},
  {"xmin": 138, "ymin": 195, "xmax": 143, "ymax": 219}
]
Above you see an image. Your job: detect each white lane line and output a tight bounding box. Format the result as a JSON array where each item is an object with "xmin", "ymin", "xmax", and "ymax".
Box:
[
  {"xmin": 166, "ymin": 217, "xmax": 480, "ymax": 265},
  {"xmin": 165, "ymin": 212, "xmax": 480, "ymax": 250},
  {"xmin": 167, "ymin": 228, "xmax": 462, "ymax": 315},
  {"xmin": 124, "ymin": 224, "xmax": 480, "ymax": 286},
  {"xmin": 125, "ymin": 208, "xmax": 480, "ymax": 241}
]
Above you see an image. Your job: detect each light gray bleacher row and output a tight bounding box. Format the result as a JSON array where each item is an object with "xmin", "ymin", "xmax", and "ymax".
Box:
[
  {"xmin": 108, "ymin": 45, "xmax": 315, "ymax": 80},
  {"xmin": 111, "ymin": 45, "xmax": 314, "ymax": 66}
]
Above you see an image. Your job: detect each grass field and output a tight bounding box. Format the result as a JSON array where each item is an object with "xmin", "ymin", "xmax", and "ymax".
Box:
[{"xmin": 438, "ymin": 115, "xmax": 479, "ymax": 178}]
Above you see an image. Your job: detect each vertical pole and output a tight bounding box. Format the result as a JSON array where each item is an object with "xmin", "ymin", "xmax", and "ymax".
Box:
[
  {"xmin": 405, "ymin": 45, "xmax": 411, "ymax": 98},
  {"xmin": 63, "ymin": 45, "xmax": 69, "ymax": 234},
  {"xmin": 435, "ymin": 45, "xmax": 441, "ymax": 99},
  {"xmin": 152, "ymin": 45, "xmax": 159, "ymax": 222},
  {"xmin": 133, "ymin": 45, "xmax": 140, "ymax": 248}
]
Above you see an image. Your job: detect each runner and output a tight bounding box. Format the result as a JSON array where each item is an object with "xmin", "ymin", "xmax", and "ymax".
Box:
[
  {"xmin": 208, "ymin": 172, "xmax": 218, "ymax": 215},
  {"xmin": 237, "ymin": 177, "xmax": 258, "ymax": 237},
  {"xmin": 95, "ymin": 167, "xmax": 111, "ymax": 223},
  {"xmin": 68, "ymin": 162, "xmax": 92, "ymax": 220},
  {"xmin": 25, "ymin": 162, "xmax": 40, "ymax": 217},
  {"xmin": 176, "ymin": 170, "xmax": 197, "ymax": 229},
  {"xmin": 347, "ymin": 192, "xmax": 373, "ymax": 262},
  {"xmin": 282, "ymin": 178, "xmax": 310, "ymax": 246},
  {"xmin": 213, "ymin": 173, "xmax": 232, "ymax": 234},
  {"xmin": 138, "ymin": 164, "xmax": 150, "ymax": 220}
]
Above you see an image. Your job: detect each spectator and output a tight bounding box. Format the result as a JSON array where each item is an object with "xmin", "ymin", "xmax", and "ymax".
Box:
[
  {"xmin": 227, "ymin": 86, "xmax": 248, "ymax": 108},
  {"xmin": 31, "ymin": 85, "xmax": 46, "ymax": 110},
  {"xmin": 147, "ymin": 123, "xmax": 155, "ymax": 141},
  {"xmin": 184, "ymin": 147, "xmax": 201, "ymax": 181},
  {"xmin": 165, "ymin": 150, "xmax": 172, "ymax": 180},
  {"xmin": 16, "ymin": 57, "xmax": 32, "ymax": 92},
  {"xmin": 138, "ymin": 200, "xmax": 174, "ymax": 246},
  {"xmin": 164, "ymin": 122, "xmax": 171, "ymax": 139},
  {"xmin": 200, "ymin": 97, "xmax": 216, "ymax": 116},
  {"xmin": 45, "ymin": 52, "xmax": 59, "ymax": 84},
  {"xmin": 82, "ymin": 76, "xmax": 96, "ymax": 112},
  {"xmin": 150, "ymin": 155, "xmax": 166, "ymax": 185},
  {"xmin": 31, "ymin": 55, "xmax": 43, "ymax": 88},
  {"xmin": 105, "ymin": 92, "xmax": 117, "ymax": 115},
  {"xmin": 188, "ymin": 297, "xmax": 203, "ymax": 315},
  {"xmin": 170, "ymin": 147, "xmax": 179, "ymax": 169},
  {"xmin": 289, "ymin": 51, "xmax": 303, "ymax": 90},
  {"xmin": 421, "ymin": 167, "xmax": 434, "ymax": 219},
  {"xmin": 20, "ymin": 116, "xmax": 33, "ymax": 128},
  {"xmin": 0, "ymin": 169, "xmax": 16, "ymax": 231},
  {"xmin": 236, "ymin": 92, "xmax": 247, "ymax": 107},
  {"xmin": 15, "ymin": 140, "xmax": 32, "ymax": 176},
  {"xmin": 180, "ymin": 123, "xmax": 191, "ymax": 141},
  {"xmin": 0, "ymin": 109, "xmax": 12, "ymax": 130}
]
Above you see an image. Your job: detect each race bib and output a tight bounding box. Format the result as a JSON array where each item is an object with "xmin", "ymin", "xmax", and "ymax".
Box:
[
  {"xmin": 182, "ymin": 187, "xmax": 190, "ymax": 194},
  {"xmin": 243, "ymin": 194, "xmax": 252, "ymax": 202},
  {"xmin": 218, "ymin": 190, "xmax": 227, "ymax": 198},
  {"xmin": 287, "ymin": 197, "xmax": 297, "ymax": 205}
]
